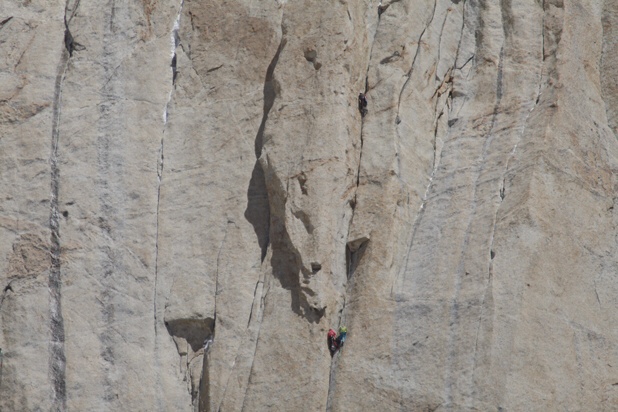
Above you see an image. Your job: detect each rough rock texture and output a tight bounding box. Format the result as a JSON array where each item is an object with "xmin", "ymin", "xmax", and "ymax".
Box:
[{"xmin": 2, "ymin": 0, "xmax": 618, "ymax": 410}]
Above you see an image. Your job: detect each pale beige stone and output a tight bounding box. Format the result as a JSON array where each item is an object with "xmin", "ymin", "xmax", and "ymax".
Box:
[{"xmin": 2, "ymin": 0, "xmax": 618, "ymax": 411}]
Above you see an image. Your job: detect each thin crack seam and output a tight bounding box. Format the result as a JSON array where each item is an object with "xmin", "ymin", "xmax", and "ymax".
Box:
[
  {"xmin": 153, "ymin": 2, "xmax": 185, "ymax": 411},
  {"xmin": 48, "ymin": 1, "xmax": 81, "ymax": 409}
]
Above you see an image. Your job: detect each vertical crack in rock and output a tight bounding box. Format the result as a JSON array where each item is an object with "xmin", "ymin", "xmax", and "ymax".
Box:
[
  {"xmin": 353, "ymin": 2, "xmax": 382, "ymax": 190},
  {"xmin": 445, "ymin": 17, "xmax": 506, "ymax": 406},
  {"xmin": 236, "ymin": 13, "xmax": 286, "ymax": 410},
  {"xmin": 350, "ymin": 1, "xmax": 383, "ymax": 232},
  {"xmin": 329, "ymin": 4, "xmax": 383, "ymax": 409},
  {"xmin": 454, "ymin": 0, "xmax": 471, "ymax": 70},
  {"xmin": 430, "ymin": 66, "xmax": 454, "ymax": 171},
  {"xmin": 214, "ymin": 223, "xmax": 232, "ymax": 323},
  {"xmin": 393, "ymin": 71, "xmax": 455, "ymax": 295},
  {"xmin": 63, "ymin": 0, "xmax": 80, "ymax": 57},
  {"xmin": 601, "ymin": 0, "xmax": 618, "ymax": 136},
  {"xmin": 196, "ymin": 220, "xmax": 231, "ymax": 410},
  {"xmin": 165, "ymin": 318, "xmax": 214, "ymax": 408},
  {"xmin": 541, "ymin": 0, "xmax": 545, "ymax": 64},
  {"xmin": 220, "ymin": 275, "xmax": 265, "ymax": 411},
  {"xmin": 461, "ymin": 0, "xmax": 554, "ymax": 402},
  {"xmin": 155, "ymin": 0, "xmax": 183, "ymax": 332},
  {"xmin": 491, "ymin": 58, "xmax": 544, "ymax": 262},
  {"xmin": 48, "ymin": 2, "xmax": 79, "ymax": 409},
  {"xmin": 245, "ymin": 280, "xmax": 262, "ymax": 328},
  {"xmin": 432, "ymin": 107, "xmax": 444, "ymax": 170},
  {"xmin": 154, "ymin": 142, "xmax": 164, "ymax": 333},
  {"xmin": 162, "ymin": 0, "xmax": 183, "ymax": 126},
  {"xmin": 396, "ymin": 0, "xmax": 438, "ymax": 117},
  {"xmin": 478, "ymin": 5, "xmax": 547, "ymax": 372},
  {"xmin": 391, "ymin": 2, "xmax": 446, "ymax": 296},
  {"xmin": 154, "ymin": 1, "xmax": 183, "ymax": 409},
  {"xmin": 197, "ymin": 348, "xmax": 211, "ymax": 412},
  {"xmin": 435, "ymin": 4, "xmax": 453, "ymax": 77},
  {"xmin": 216, "ymin": 277, "xmax": 263, "ymax": 410},
  {"xmin": 487, "ymin": 0, "xmax": 549, "ymax": 291},
  {"xmin": 239, "ymin": 329, "xmax": 263, "ymax": 412},
  {"xmin": 326, "ymin": 237, "xmax": 368, "ymax": 411},
  {"xmin": 391, "ymin": 164, "xmax": 437, "ymax": 296}
]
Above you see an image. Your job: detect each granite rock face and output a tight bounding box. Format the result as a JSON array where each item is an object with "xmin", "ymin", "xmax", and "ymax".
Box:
[{"xmin": 1, "ymin": 0, "xmax": 618, "ymax": 410}]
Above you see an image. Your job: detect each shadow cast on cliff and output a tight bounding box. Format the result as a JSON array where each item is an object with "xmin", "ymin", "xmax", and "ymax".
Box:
[
  {"xmin": 245, "ymin": 36, "xmax": 321, "ymax": 322},
  {"xmin": 269, "ymin": 214, "xmax": 325, "ymax": 324},
  {"xmin": 245, "ymin": 163, "xmax": 270, "ymax": 262},
  {"xmin": 244, "ymin": 38, "xmax": 287, "ymax": 262}
]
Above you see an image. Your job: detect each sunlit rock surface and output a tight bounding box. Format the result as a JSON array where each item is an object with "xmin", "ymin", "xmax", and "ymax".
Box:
[{"xmin": 1, "ymin": 0, "xmax": 618, "ymax": 410}]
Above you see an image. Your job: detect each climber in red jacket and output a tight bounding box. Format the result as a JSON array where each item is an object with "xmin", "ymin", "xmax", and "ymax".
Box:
[{"xmin": 327, "ymin": 329, "xmax": 338, "ymax": 355}]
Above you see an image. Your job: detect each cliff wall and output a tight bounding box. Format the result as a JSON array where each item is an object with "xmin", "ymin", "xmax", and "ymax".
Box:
[{"xmin": 1, "ymin": 0, "xmax": 618, "ymax": 410}]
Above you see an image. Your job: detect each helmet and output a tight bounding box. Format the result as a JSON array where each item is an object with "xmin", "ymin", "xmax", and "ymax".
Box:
[
  {"xmin": 339, "ymin": 326, "xmax": 347, "ymax": 333},
  {"xmin": 328, "ymin": 329, "xmax": 337, "ymax": 338}
]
